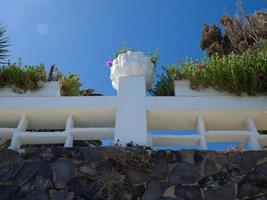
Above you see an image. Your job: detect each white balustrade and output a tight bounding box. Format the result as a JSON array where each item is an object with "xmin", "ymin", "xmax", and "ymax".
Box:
[{"xmin": 0, "ymin": 76, "xmax": 266, "ymax": 150}]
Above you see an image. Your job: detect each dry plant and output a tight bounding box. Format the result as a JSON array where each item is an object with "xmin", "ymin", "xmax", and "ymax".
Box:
[
  {"xmin": 103, "ymin": 146, "xmax": 153, "ymax": 171},
  {"xmin": 93, "ymin": 168, "xmax": 124, "ymax": 200}
]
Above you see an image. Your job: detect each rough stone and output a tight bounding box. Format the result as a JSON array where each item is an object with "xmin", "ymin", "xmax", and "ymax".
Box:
[
  {"xmin": 238, "ymin": 180, "xmax": 260, "ymax": 199},
  {"xmin": 0, "ymin": 184, "xmax": 20, "ymax": 200},
  {"xmin": 13, "ymin": 161, "xmax": 43, "ymax": 184},
  {"xmin": 78, "ymin": 162, "xmax": 98, "ymax": 177},
  {"xmin": 0, "ymin": 163, "xmax": 16, "ymax": 181},
  {"xmin": 0, "ymin": 148, "xmax": 266, "ymax": 199},
  {"xmin": 258, "ymin": 162, "xmax": 267, "ymax": 177},
  {"xmin": 126, "ymin": 170, "xmax": 147, "ymax": 185},
  {"xmin": 49, "ymin": 190, "xmax": 72, "ymax": 200},
  {"xmin": 20, "ymin": 190, "xmax": 50, "ymax": 200},
  {"xmin": 167, "ymin": 151, "xmax": 181, "ymax": 164},
  {"xmin": 142, "ymin": 179, "xmax": 166, "ymax": 200},
  {"xmin": 0, "ymin": 149, "xmax": 20, "ymax": 164},
  {"xmin": 150, "ymin": 160, "xmax": 169, "ymax": 180},
  {"xmin": 68, "ymin": 176, "xmax": 99, "ymax": 199},
  {"xmin": 168, "ymin": 161, "xmax": 199, "ymax": 184},
  {"xmin": 82, "ymin": 147, "xmax": 103, "ymax": 162},
  {"xmin": 204, "ymin": 184, "xmax": 236, "ymax": 200},
  {"xmin": 50, "ymin": 159, "xmax": 75, "ymax": 189},
  {"xmin": 237, "ymin": 151, "xmax": 267, "ymax": 174},
  {"xmin": 175, "ymin": 185, "xmax": 202, "ymax": 200}
]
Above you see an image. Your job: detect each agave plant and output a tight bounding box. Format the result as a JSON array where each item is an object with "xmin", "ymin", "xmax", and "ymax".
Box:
[{"xmin": 0, "ymin": 24, "xmax": 9, "ymax": 64}]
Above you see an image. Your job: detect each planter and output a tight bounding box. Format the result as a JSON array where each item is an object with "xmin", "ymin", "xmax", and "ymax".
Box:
[
  {"xmin": 110, "ymin": 51, "xmax": 155, "ymax": 91},
  {"xmin": 0, "ymin": 81, "xmax": 61, "ymax": 97},
  {"xmin": 174, "ymin": 80, "xmax": 234, "ymax": 97}
]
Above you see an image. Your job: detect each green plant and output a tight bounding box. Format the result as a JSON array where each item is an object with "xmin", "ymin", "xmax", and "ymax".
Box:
[
  {"xmin": 58, "ymin": 73, "xmax": 81, "ymax": 96},
  {"xmin": 0, "ymin": 24, "xmax": 9, "ymax": 64},
  {"xmin": 0, "ymin": 62, "xmax": 47, "ymax": 93},
  {"xmin": 150, "ymin": 47, "xmax": 267, "ymax": 96},
  {"xmin": 149, "ymin": 64, "xmax": 184, "ymax": 96}
]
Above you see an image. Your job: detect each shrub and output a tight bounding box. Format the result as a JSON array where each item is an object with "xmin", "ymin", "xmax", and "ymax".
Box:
[
  {"xmin": 200, "ymin": 3, "xmax": 267, "ymax": 57},
  {"xmin": 0, "ymin": 61, "xmax": 99, "ymax": 96},
  {"xmin": 150, "ymin": 46, "xmax": 267, "ymax": 96},
  {"xmin": 0, "ymin": 62, "xmax": 47, "ymax": 93},
  {"xmin": 58, "ymin": 73, "xmax": 81, "ymax": 96}
]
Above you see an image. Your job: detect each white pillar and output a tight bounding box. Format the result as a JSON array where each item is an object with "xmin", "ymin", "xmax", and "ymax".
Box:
[
  {"xmin": 196, "ymin": 116, "xmax": 208, "ymax": 150},
  {"xmin": 64, "ymin": 115, "xmax": 74, "ymax": 148},
  {"xmin": 9, "ymin": 114, "xmax": 28, "ymax": 150},
  {"xmin": 114, "ymin": 76, "xmax": 148, "ymax": 146},
  {"xmin": 246, "ymin": 117, "xmax": 261, "ymax": 150}
]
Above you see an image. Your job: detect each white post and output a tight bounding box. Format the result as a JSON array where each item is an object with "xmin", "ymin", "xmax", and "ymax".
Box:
[
  {"xmin": 115, "ymin": 76, "xmax": 148, "ymax": 146},
  {"xmin": 246, "ymin": 117, "xmax": 261, "ymax": 150},
  {"xmin": 9, "ymin": 114, "xmax": 28, "ymax": 150},
  {"xmin": 196, "ymin": 116, "xmax": 208, "ymax": 150},
  {"xmin": 64, "ymin": 115, "xmax": 74, "ymax": 148}
]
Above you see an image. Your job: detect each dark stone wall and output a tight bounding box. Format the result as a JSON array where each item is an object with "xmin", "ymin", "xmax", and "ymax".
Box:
[{"xmin": 0, "ymin": 147, "xmax": 267, "ymax": 200}]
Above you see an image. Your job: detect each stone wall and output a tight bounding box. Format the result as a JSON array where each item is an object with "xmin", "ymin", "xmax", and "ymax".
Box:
[{"xmin": 0, "ymin": 147, "xmax": 267, "ymax": 200}]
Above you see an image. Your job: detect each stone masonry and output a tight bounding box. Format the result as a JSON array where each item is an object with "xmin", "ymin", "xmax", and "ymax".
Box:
[{"xmin": 0, "ymin": 147, "xmax": 267, "ymax": 200}]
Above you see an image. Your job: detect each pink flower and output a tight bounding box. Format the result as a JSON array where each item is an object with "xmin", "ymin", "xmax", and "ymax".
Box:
[
  {"xmin": 198, "ymin": 63, "xmax": 205, "ymax": 70},
  {"xmin": 256, "ymin": 71, "xmax": 264, "ymax": 78},
  {"xmin": 106, "ymin": 60, "xmax": 113, "ymax": 67}
]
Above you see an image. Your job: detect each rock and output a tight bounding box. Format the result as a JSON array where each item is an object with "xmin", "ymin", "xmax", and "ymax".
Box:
[
  {"xmin": 23, "ymin": 148, "xmax": 53, "ymax": 161},
  {"xmin": 204, "ymin": 184, "xmax": 236, "ymax": 200},
  {"xmin": 0, "ymin": 149, "xmax": 20, "ymax": 164},
  {"xmin": 67, "ymin": 177, "xmax": 99, "ymax": 199},
  {"xmin": 19, "ymin": 191, "xmax": 50, "ymax": 200},
  {"xmin": 167, "ymin": 151, "xmax": 181, "ymax": 164},
  {"xmin": 0, "ymin": 184, "xmax": 20, "ymax": 200},
  {"xmin": 13, "ymin": 161, "xmax": 43, "ymax": 185},
  {"xmin": 78, "ymin": 162, "xmax": 98, "ymax": 177},
  {"xmin": 175, "ymin": 185, "xmax": 202, "ymax": 200},
  {"xmin": 194, "ymin": 151, "xmax": 204, "ymax": 167},
  {"xmin": 50, "ymin": 159, "xmax": 75, "ymax": 189},
  {"xmin": 168, "ymin": 162, "xmax": 199, "ymax": 185},
  {"xmin": 81, "ymin": 147, "xmax": 103, "ymax": 162},
  {"xmin": 0, "ymin": 163, "xmax": 16, "ymax": 181},
  {"xmin": 126, "ymin": 170, "xmax": 147, "ymax": 185},
  {"xmin": 162, "ymin": 186, "xmax": 176, "ymax": 198},
  {"xmin": 179, "ymin": 150, "xmax": 195, "ymax": 165},
  {"xmin": 238, "ymin": 180, "xmax": 260, "ymax": 199},
  {"xmin": 160, "ymin": 197, "xmax": 179, "ymax": 200},
  {"xmin": 150, "ymin": 160, "xmax": 169, "ymax": 180},
  {"xmin": 237, "ymin": 151, "xmax": 267, "ymax": 174},
  {"xmin": 142, "ymin": 179, "xmax": 166, "ymax": 200},
  {"xmin": 257, "ymin": 162, "xmax": 267, "ymax": 177},
  {"xmin": 49, "ymin": 190, "xmax": 72, "ymax": 200}
]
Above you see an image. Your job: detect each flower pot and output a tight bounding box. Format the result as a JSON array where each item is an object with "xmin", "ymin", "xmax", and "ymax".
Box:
[
  {"xmin": 174, "ymin": 80, "xmax": 233, "ymax": 97},
  {"xmin": 0, "ymin": 81, "xmax": 61, "ymax": 97},
  {"xmin": 110, "ymin": 51, "xmax": 155, "ymax": 91}
]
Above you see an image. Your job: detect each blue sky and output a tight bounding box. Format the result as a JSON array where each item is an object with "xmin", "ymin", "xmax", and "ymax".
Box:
[{"xmin": 0, "ymin": 0, "xmax": 266, "ymax": 95}]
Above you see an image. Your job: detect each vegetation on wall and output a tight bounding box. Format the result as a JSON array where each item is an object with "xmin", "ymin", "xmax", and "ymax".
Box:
[
  {"xmin": 0, "ymin": 61, "xmax": 101, "ymax": 96},
  {"xmin": 150, "ymin": 43, "xmax": 267, "ymax": 96},
  {"xmin": 200, "ymin": 3, "xmax": 267, "ymax": 57}
]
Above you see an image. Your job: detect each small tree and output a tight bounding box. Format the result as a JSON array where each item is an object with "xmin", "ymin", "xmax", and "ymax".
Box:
[
  {"xmin": 0, "ymin": 24, "xmax": 9, "ymax": 63},
  {"xmin": 200, "ymin": 1, "xmax": 267, "ymax": 57}
]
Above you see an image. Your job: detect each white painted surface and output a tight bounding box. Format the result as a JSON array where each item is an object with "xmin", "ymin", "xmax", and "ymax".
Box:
[
  {"xmin": 110, "ymin": 51, "xmax": 154, "ymax": 91},
  {"xmin": 175, "ymin": 80, "xmax": 235, "ymax": 97},
  {"xmin": 0, "ymin": 76, "xmax": 266, "ymax": 150},
  {"xmin": 0, "ymin": 81, "xmax": 61, "ymax": 97},
  {"xmin": 115, "ymin": 76, "xmax": 148, "ymax": 145}
]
